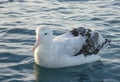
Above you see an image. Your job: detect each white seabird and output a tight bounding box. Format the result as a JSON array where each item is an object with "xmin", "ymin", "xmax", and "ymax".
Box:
[{"xmin": 32, "ymin": 27, "xmax": 110, "ymax": 68}]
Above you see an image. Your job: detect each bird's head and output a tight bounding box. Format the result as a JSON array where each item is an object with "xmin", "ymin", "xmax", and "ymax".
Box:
[{"xmin": 32, "ymin": 27, "xmax": 53, "ymax": 51}]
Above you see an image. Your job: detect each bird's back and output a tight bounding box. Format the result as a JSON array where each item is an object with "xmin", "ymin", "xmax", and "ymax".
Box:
[{"xmin": 53, "ymin": 27, "xmax": 111, "ymax": 57}]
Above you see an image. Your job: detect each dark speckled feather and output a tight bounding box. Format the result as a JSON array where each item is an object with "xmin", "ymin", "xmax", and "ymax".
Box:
[{"xmin": 70, "ymin": 27, "xmax": 111, "ymax": 56}]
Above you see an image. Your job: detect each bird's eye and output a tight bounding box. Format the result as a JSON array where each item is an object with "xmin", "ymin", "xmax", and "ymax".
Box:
[{"xmin": 44, "ymin": 33, "xmax": 47, "ymax": 35}]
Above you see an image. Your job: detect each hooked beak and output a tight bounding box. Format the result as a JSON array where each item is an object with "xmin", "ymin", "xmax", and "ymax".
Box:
[{"xmin": 32, "ymin": 34, "xmax": 40, "ymax": 52}]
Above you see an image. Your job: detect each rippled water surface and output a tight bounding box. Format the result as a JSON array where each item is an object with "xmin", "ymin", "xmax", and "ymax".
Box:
[{"xmin": 0, "ymin": 0, "xmax": 120, "ymax": 82}]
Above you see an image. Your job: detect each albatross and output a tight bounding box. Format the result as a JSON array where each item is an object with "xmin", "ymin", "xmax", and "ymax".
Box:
[{"xmin": 32, "ymin": 27, "xmax": 111, "ymax": 68}]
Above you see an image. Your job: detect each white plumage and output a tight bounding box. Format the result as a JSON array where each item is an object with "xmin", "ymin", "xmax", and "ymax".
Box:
[{"xmin": 32, "ymin": 27, "xmax": 110, "ymax": 68}]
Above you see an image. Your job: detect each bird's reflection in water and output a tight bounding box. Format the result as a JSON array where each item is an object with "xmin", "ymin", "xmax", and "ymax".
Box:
[{"xmin": 33, "ymin": 61, "xmax": 103, "ymax": 82}]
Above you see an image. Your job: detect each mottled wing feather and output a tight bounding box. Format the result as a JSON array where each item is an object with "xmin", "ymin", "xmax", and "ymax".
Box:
[{"xmin": 54, "ymin": 27, "xmax": 111, "ymax": 56}]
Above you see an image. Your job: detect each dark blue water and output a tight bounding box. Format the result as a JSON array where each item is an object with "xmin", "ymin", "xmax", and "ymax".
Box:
[{"xmin": 0, "ymin": 0, "xmax": 120, "ymax": 82}]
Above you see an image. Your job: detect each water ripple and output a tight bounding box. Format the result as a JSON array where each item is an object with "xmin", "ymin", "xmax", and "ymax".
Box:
[
  {"xmin": 0, "ymin": 52, "xmax": 28, "ymax": 63},
  {"xmin": 7, "ymin": 28, "xmax": 34, "ymax": 35}
]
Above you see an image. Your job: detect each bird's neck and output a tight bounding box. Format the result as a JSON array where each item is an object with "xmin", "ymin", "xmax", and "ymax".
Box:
[
  {"xmin": 35, "ymin": 39, "xmax": 53, "ymax": 55},
  {"xmin": 34, "ymin": 40, "xmax": 53, "ymax": 65}
]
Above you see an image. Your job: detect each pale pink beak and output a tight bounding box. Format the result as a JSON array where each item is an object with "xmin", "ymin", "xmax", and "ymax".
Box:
[{"xmin": 32, "ymin": 34, "xmax": 40, "ymax": 52}]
